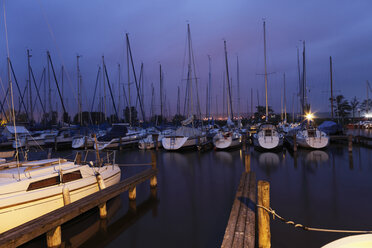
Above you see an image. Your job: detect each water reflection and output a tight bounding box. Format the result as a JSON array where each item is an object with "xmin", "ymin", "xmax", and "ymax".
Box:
[
  {"xmin": 305, "ymin": 150, "xmax": 329, "ymax": 163},
  {"xmin": 258, "ymin": 152, "xmax": 280, "ymax": 166},
  {"xmin": 214, "ymin": 151, "xmax": 233, "ymax": 164}
]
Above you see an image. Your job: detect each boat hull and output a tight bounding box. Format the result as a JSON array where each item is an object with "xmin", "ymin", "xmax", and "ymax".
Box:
[
  {"xmin": 162, "ymin": 136, "xmax": 207, "ymax": 150},
  {"xmin": 0, "ymin": 165, "xmax": 121, "ymax": 233}
]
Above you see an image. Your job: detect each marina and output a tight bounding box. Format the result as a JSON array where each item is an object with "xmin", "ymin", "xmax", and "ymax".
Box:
[
  {"xmin": 0, "ymin": 0, "xmax": 371, "ymax": 247},
  {"xmin": 0, "ymin": 137, "xmax": 368, "ymax": 247}
]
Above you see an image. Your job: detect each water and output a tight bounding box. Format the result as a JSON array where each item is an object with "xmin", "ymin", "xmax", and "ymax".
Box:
[{"xmin": 22, "ymin": 143, "xmax": 372, "ymax": 248}]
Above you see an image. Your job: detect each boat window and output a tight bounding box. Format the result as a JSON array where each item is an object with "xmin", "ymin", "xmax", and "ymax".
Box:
[
  {"xmin": 27, "ymin": 176, "xmax": 60, "ymax": 191},
  {"xmin": 264, "ymin": 130, "xmax": 272, "ymax": 136},
  {"xmin": 62, "ymin": 170, "xmax": 82, "ymax": 183}
]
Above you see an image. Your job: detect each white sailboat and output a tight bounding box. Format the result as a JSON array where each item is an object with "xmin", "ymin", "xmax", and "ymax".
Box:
[
  {"xmin": 253, "ymin": 21, "xmax": 283, "ymax": 151},
  {"xmin": 162, "ymin": 24, "xmax": 207, "ymax": 151},
  {"xmin": 212, "ymin": 40, "xmax": 241, "ymax": 150},
  {"xmin": 0, "ymin": 158, "xmax": 121, "ymax": 233},
  {"xmin": 286, "ymin": 42, "xmax": 329, "ymax": 150}
]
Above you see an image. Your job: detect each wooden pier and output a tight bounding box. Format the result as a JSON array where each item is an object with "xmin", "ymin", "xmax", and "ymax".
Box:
[
  {"xmin": 0, "ymin": 165, "xmax": 157, "ymax": 248},
  {"xmin": 221, "ymin": 171, "xmax": 257, "ymax": 248}
]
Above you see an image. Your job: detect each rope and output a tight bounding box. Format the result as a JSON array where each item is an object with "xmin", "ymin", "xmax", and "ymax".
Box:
[{"xmin": 257, "ymin": 204, "xmax": 372, "ymax": 234}]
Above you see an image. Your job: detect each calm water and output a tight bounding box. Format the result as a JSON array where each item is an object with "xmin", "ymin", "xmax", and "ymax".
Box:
[{"xmin": 22, "ymin": 142, "xmax": 372, "ymax": 248}]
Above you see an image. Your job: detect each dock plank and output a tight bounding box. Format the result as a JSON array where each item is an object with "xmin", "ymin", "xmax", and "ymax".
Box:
[
  {"xmin": 221, "ymin": 173, "xmax": 247, "ymax": 248},
  {"xmin": 221, "ymin": 172, "xmax": 256, "ymax": 248},
  {"xmin": 0, "ymin": 168, "xmax": 157, "ymax": 248}
]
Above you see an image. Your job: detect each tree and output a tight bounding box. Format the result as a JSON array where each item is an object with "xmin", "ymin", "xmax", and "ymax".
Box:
[
  {"xmin": 350, "ymin": 97, "xmax": 359, "ymax": 119},
  {"xmin": 254, "ymin": 105, "xmax": 274, "ymax": 121},
  {"xmin": 330, "ymin": 95, "xmax": 351, "ymax": 120}
]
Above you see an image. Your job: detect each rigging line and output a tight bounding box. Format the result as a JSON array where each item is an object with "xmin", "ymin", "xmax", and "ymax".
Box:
[
  {"xmin": 3, "ymin": 0, "xmax": 20, "ymax": 178},
  {"xmin": 37, "ymin": 0, "xmax": 79, "ymax": 109}
]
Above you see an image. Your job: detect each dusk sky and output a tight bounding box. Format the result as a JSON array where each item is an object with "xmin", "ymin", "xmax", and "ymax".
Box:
[{"xmin": 1, "ymin": 0, "xmax": 372, "ymax": 120}]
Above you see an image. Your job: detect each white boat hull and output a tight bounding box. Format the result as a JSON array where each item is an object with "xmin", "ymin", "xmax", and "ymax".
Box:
[
  {"xmin": 0, "ymin": 164, "xmax": 121, "ymax": 233},
  {"xmin": 162, "ymin": 136, "xmax": 207, "ymax": 150},
  {"xmin": 213, "ymin": 132, "xmax": 241, "ymax": 149},
  {"xmin": 296, "ymin": 129, "xmax": 329, "ymax": 149}
]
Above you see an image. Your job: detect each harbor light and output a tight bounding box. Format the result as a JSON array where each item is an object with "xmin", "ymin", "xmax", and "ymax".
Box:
[
  {"xmin": 365, "ymin": 113, "xmax": 372, "ymax": 118},
  {"xmin": 305, "ymin": 112, "xmax": 315, "ymax": 121}
]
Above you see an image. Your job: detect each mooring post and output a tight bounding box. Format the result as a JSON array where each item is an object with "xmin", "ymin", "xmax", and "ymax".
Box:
[
  {"xmin": 46, "ymin": 186, "xmax": 71, "ymax": 248},
  {"xmin": 348, "ymin": 134, "xmax": 353, "ymax": 153},
  {"xmin": 96, "ymin": 174, "xmax": 107, "ymax": 219},
  {"xmin": 129, "ymin": 186, "xmax": 136, "ymax": 200},
  {"xmin": 46, "ymin": 226, "xmax": 61, "ymax": 248},
  {"xmin": 150, "ymin": 151, "xmax": 158, "ymax": 188},
  {"xmin": 48, "ymin": 148, "xmax": 52, "ymax": 159},
  {"xmin": 293, "ymin": 134, "xmax": 297, "ymax": 152},
  {"xmin": 84, "ymin": 136, "xmax": 88, "ymax": 150},
  {"xmin": 242, "ymin": 133, "xmax": 246, "ymax": 150},
  {"xmin": 62, "ymin": 186, "xmax": 71, "ymax": 205},
  {"xmin": 76, "ymin": 152, "xmax": 81, "ymax": 165},
  {"xmin": 54, "ymin": 136, "xmax": 58, "ymax": 151},
  {"xmin": 245, "ymin": 153, "xmax": 251, "ymax": 173},
  {"xmin": 25, "ymin": 136, "xmax": 29, "ymax": 150},
  {"xmin": 119, "ymin": 137, "xmax": 122, "ymax": 151},
  {"xmin": 153, "ymin": 133, "xmax": 159, "ymax": 150},
  {"xmin": 258, "ymin": 180, "xmax": 271, "ymax": 248}
]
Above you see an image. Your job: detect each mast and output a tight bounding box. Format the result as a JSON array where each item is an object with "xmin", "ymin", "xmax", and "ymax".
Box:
[
  {"xmin": 224, "ymin": 40, "xmax": 233, "ymax": 121},
  {"xmin": 160, "ymin": 64, "xmax": 163, "ymax": 118},
  {"xmin": 367, "ymin": 81, "xmax": 370, "ymax": 114},
  {"xmin": 302, "ymin": 40, "xmax": 308, "ymax": 113},
  {"xmin": 284, "ymin": 73, "xmax": 287, "ymax": 123},
  {"xmin": 187, "ymin": 24, "xmax": 193, "ymax": 117},
  {"xmin": 77, "ymin": 55, "xmax": 82, "ymax": 125},
  {"xmin": 297, "ymin": 46, "xmax": 302, "ymax": 115},
  {"xmin": 237, "ymin": 56, "xmax": 240, "ymax": 119},
  {"xmin": 251, "ymin": 88, "xmax": 253, "ymax": 117},
  {"xmin": 330, "ymin": 56, "xmax": 334, "ymax": 119},
  {"xmin": 263, "ymin": 21, "xmax": 268, "ymax": 122},
  {"xmin": 27, "ymin": 49, "xmax": 33, "ymax": 123},
  {"xmin": 118, "ymin": 63, "xmax": 121, "ymax": 120},
  {"xmin": 102, "ymin": 56, "xmax": 107, "ymax": 121},
  {"xmin": 222, "ymin": 72, "xmax": 225, "ymax": 118},
  {"xmin": 177, "ymin": 86, "xmax": 180, "ymax": 116},
  {"xmin": 208, "ymin": 55, "xmax": 211, "ymax": 119}
]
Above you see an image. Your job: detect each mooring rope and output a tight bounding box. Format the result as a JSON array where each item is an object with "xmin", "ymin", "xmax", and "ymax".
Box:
[{"xmin": 257, "ymin": 204, "xmax": 372, "ymax": 234}]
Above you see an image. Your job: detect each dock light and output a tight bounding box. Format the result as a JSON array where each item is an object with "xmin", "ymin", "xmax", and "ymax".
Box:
[
  {"xmin": 305, "ymin": 112, "xmax": 315, "ymax": 121},
  {"xmin": 365, "ymin": 113, "xmax": 372, "ymax": 118}
]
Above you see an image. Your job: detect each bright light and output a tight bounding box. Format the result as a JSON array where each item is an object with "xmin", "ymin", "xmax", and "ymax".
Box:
[
  {"xmin": 305, "ymin": 112, "xmax": 315, "ymax": 121},
  {"xmin": 365, "ymin": 113, "xmax": 372, "ymax": 118}
]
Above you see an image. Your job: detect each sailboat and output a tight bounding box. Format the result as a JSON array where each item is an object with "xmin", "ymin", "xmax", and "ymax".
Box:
[
  {"xmin": 162, "ymin": 24, "xmax": 207, "ymax": 151},
  {"xmin": 252, "ymin": 21, "xmax": 283, "ymax": 151},
  {"xmin": 212, "ymin": 41, "xmax": 241, "ymax": 150},
  {"xmin": 286, "ymin": 41, "xmax": 329, "ymax": 150}
]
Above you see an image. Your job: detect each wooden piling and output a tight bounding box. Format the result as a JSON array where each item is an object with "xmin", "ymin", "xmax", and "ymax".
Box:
[
  {"xmin": 47, "ymin": 148, "xmax": 52, "ymax": 159},
  {"xmin": 293, "ymin": 135, "xmax": 297, "ymax": 152},
  {"xmin": 348, "ymin": 134, "xmax": 353, "ymax": 153},
  {"xmin": 76, "ymin": 152, "xmax": 81, "ymax": 165},
  {"xmin": 54, "ymin": 136, "xmax": 58, "ymax": 151},
  {"xmin": 258, "ymin": 180, "xmax": 271, "ymax": 248},
  {"xmin": 96, "ymin": 175, "xmax": 107, "ymax": 219},
  {"xmin": 242, "ymin": 133, "xmax": 246, "ymax": 150},
  {"xmin": 150, "ymin": 152, "xmax": 158, "ymax": 188},
  {"xmin": 84, "ymin": 136, "xmax": 88, "ymax": 150},
  {"xmin": 62, "ymin": 186, "xmax": 71, "ymax": 205},
  {"xmin": 119, "ymin": 137, "xmax": 122, "ymax": 151},
  {"xmin": 153, "ymin": 134, "xmax": 159, "ymax": 150},
  {"xmin": 245, "ymin": 153, "xmax": 251, "ymax": 173},
  {"xmin": 129, "ymin": 186, "xmax": 136, "ymax": 200},
  {"xmin": 46, "ymin": 226, "xmax": 61, "ymax": 248}
]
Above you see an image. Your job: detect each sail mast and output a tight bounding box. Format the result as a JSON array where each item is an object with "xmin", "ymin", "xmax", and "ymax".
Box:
[
  {"xmin": 330, "ymin": 56, "xmax": 334, "ymax": 119},
  {"xmin": 263, "ymin": 21, "xmax": 268, "ymax": 122},
  {"xmin": 224, "ymin": 40, "xmax": 233, "ymax": 120},
  {"xmin": 237, "ymin": 56, "xmax": 240, "ymax": 120},
  {"xmin": 208, "ymin": 55, "xmax": 211, "ymax": 119}
]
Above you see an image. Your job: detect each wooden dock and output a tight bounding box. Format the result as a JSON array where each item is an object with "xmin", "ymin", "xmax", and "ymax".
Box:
[
  {"xmin": 221, "ymin": 172, "xmax": 256, "ymax": 248},
  {"xmin": 0, "ymin": 167, "xmax": 157, "ymax": 248}
]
